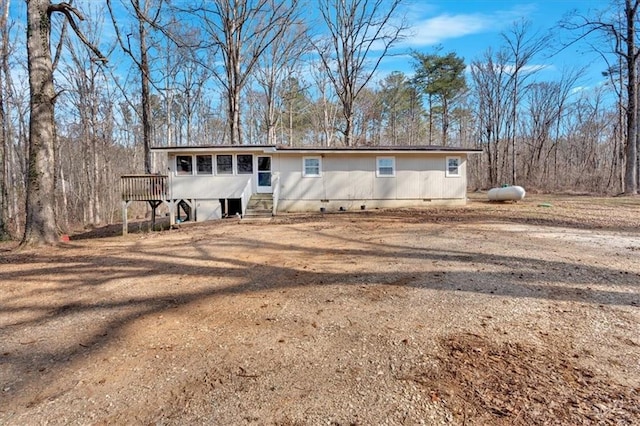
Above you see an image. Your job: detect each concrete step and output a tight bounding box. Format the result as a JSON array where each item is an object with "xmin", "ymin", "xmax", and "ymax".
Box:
[
  {"xmin": 245, "ymin": 209, "xmax": 272, "ymax": 215},
  {"xmin": 247, "ymin": 204, "xmax": 273, "ymax": 211},
  {"xmin": 243, "ymin": 212, "xmax": 273, "ymax": 221},
  {"xmin": 241, "ymin": 216, "xmax": 273, "ymax": 223},
  {"xmin": 244, "ymin": 194, "xmax": 274, "ymax": 221}
]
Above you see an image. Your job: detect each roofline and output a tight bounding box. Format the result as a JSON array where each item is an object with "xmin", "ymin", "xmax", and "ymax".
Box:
[
  {"xmin": 151, "ymin": 144, "xmax": 277, "ymax": 153},
  {"xmin": 151, "ymin": 144, "xmax": 483, "ymax": 154}
]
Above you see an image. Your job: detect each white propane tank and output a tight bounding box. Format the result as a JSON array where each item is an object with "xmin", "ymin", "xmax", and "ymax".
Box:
[{"xmin": 487, "ymin": 185, "xmax": 526, "ymax": 201}]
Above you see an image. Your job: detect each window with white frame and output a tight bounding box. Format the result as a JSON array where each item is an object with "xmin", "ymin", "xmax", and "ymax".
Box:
[
  {"xmin": 303, "ymin": 156, "xmax": 322, "ymax": 177},
  {"xmin": 196, "ymin": 155, "xmax": 213, "ymax": 174},
  {"xmin": 446, "ymin": 156, "xmax": 461, "ymax": 177},
  {"xmin": 176, "ymin": 155, "xmax": 193, "ymax": 175},
  {"xmin": 237, "ymin": 154, "xmax": 253, "ymax": 174},
  {"xmin": 216, "ymin": 154, "xmax": 233, "ymax": 174},
  {"xmin": 376, "ymin": 156, "xmax": 395, "ymax": 177}
]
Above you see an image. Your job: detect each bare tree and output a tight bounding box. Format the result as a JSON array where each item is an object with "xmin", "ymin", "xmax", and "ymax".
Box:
[
  {"xmin": 502, "ymin": 20, "xmax": 552, "ymax": 185},
  {"xmin": 470, "ymin": 49, "xmax": 513, "ymax": 187},
  {"xmin": 314, "ymin": 0, "xmax": 406, "ymax": 146},
  {"xmin": 190, "ymin": 0, "xmax": 299, "ymax": 145},
  {"xmin": 559, "ymin": 87, "xmax": 616, "ymax": 192},
  {"xmin": 561, "ymin": 0, "xmax": 639, "ymax": 194},
  {"xmin": 308, "ymin": 59, "xmax": 339, "ymax": 146},
  {"xmin": 0, "ymin": 0, "xmax": 11, "ymax": 239},
  {"xmin": 521, "ymin": 71, "xmax": 580, "ymax": 187},
  {"xmin": 352, "ymin": 86, "xmax": 382, "ymax": 145},
  {"xmin": 254, "ymin": 16, "xmax": 308, "ymax": 145},
  {"xmin": 60, "ymin": 18, "xmax": 110, "ymax": 226},
  {"xmin": 107, "ymin": 0, "xmax": 166, "ymax": 173},
  {"xmin": 22, "ymin": 0, "xmax": 105, "ymax": 246}
]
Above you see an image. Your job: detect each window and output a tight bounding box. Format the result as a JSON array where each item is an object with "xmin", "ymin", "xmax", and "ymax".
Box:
[
  {"xmin": 196, "ymin": 155, "xmax": 213, "ymax": 174},
  {"xmin": 376, "ymin": 157, "xmax": 395, "ymax": 177},
  {"xmin": 303, "ymin": 157, "xmax": 321, "ymax": 177},
  {"xmin": 446, "ymin": 156, "xmax": 461, "ymax": 177},
  {"xmin": 216, "ymin": 154, "xmax": 233, "ymax": 174},
  {"xmin": 237, "ymin": 154, "xmax": 253, "ymax": 174},
  {"xmin": 176, "ymin": 155, "xmax": 193, "ymax": 175}
]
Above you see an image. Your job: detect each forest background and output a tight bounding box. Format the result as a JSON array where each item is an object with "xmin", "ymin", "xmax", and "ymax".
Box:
[{"xmin": 0, "ymin": 0, "xmax": 638, "ymax": 242}]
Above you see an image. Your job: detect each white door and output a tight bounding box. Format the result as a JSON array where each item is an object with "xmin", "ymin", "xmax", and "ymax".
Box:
[{"xmin": 257, "ymin": 156, "xmax": 272, "ymax": 193}]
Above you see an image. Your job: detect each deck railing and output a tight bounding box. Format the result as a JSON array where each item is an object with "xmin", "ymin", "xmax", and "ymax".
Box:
[
  {"xmin": 272, "ymin": 173, "xmax": 280, "ymax": 216},
  {"xmin": 240, "ymin": 177, "xmax": 253, "ymax": 217},
  {"xmin": 121, "ymin": 174, "xmax": 168, "ymax": 201}
]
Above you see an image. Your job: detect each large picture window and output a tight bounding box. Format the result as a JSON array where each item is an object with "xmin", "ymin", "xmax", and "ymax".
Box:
[
  {"xmin": 237, "ymin": 154, "xmax": 253, "ymax": 174},
  {"xmin": 196, "ymin": 155, "xmax": 213, "ymax": 174},
  {"xmin": 303, "ymin": 157, "xmax": 321, "ymax": 177},
  {"xmin": 176, "ymin": 155, "xmax": 193, "ymax": 175},
  {"xmin": 216, "ymin": 155, "xmax": 233, "ymax": 174},
  {"xmin": 446, "ymin": 156, "xmax": 461, "ymax": 177},
  {"xmin": 376, "ymin": 157, "xmax": 395, "ymax": 177}
]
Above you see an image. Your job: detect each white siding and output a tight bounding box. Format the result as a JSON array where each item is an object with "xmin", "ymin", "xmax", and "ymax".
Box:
[
  {"xmin": 348, "ymin": 157, "xmax": 374, "ymax": 199},
  {"xmin": 324, "ymin": 157, "xmax": 351, "ymax": 199},
  {"xmin": 195, "ymin": 200, "xmax": 222, "ymax": 221},
  {"xmin": 163, "ymin": 150, "xmax": 471, "ymax": 215},
  {"xmin": 419, "ymin": 157, "xmax": 444, "ymax": 199},
  {"xmin": 442, "ymin": 157, "xmax": 466, "ymax": 198},
  {"xmin": 396, "ymin": 157, "xmax": 421, "ymax": 199},
  {"xmin": 276, "ymin": 153, "xmax": 468, "ymax": 203},
  {"xmin": 171, "ymin": 175, "xmax": 251, "ymax": 199}
]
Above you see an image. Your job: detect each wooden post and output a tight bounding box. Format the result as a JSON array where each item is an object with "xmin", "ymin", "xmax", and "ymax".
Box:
[
  {"xmin": 122, "ymin": 200, "xmax": 131, "ymax": 235},
  {"xmin": 148, "ymin": 200, "xmax": 162, "ymax": 230}
]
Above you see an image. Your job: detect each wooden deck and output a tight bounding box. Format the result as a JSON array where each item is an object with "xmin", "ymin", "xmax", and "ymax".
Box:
[
  {"xmin": 121, "ymin": 174, "xmax": 168, "ymax": 201},
  {"xmin": 120, "ymin": 175, "xmax": 172, "ymax": 235}
]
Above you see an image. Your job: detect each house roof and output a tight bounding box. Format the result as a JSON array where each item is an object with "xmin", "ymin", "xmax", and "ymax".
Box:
[{"xmin": 151, "ymin": 144, "xmax": 482, "ymax": 155}]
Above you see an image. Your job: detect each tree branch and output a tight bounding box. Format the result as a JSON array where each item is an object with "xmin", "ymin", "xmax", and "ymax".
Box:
[{"xmin": 48, "ymin": 2, "xmax": 107, "ymax": 63}]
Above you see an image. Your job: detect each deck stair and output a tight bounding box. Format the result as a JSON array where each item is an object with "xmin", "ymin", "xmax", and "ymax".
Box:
[{"xmin": 243, "ymin": 193, "xmax": 273, "ymax": 220}]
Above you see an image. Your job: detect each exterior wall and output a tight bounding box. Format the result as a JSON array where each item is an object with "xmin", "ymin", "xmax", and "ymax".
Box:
[
  {"xmin": 195, "ymin": 200, "xmax": 222, "ymax": 221},
  {"xmin": 276, "ymin": 153, "xmax": 467, "ymax": 212},
  {"xmin": 170, "ymin": 174, "xmax": 252, "ymax": 199},
  {"xmin": 167, "ymin": 152, "xmax": 255, "ymax": 221},
  {"xmin": 167, "ymin": 152, "xmax": 260, "ymax": 198},
  {"xmin": 161, "ymin": 150, "xmax": 471, "ymax": 217}
]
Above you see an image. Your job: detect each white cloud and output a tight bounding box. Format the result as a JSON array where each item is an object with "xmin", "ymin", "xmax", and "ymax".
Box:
[
  {"xmin": 400, "ymin": 5, "xmax": 537, "ymax": 48},
  {"xmin": 405, "ymin": 14, "xmax": 493, "ymax": 46},
  {"xmin": 507, "ymin": 64, "xmax": 551, "ymax": 74}
]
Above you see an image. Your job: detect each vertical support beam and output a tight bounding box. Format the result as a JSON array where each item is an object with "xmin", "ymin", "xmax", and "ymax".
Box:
[
  {"xmin": 148, "ymin": 200, "xmax": 162, "ymax": 230},
  {"xmin": 167, "ymin": 200, "xmax": 175, "ymax": 228},
  {"xmin": 149, "ymin": 200, "xmax": 156, "ymax": 230},
  {"xmin": 122, "ymin": 200, "xmax": 131, "ymax": 236}
]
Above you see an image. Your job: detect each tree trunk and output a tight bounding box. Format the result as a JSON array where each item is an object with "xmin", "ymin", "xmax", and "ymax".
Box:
[
  {"xmin": 288, "ymin": 98, "xmax": 293, "ymax": 146},
  {"xmin": 624, "ymin": 0, "xmax": 638, "ymax": 194},
  {"xmin": 138, "ymin": 2, "xmax": 152, "ymax": 173},
  {"xmin": 22, "ymin": 0, "xmax": 58, "ymax": 245},
  {"xmin": 344, "ymin": 112, "xmax": 353, "ymax": 146},
  {"xmin": 441, "ymin": 96, "xmax": 449, "ymax": 146},
  {"xmin": 229, "ymin": 88, "xmax": 242, "ymax": 145},
  {"xmin": 0, "ymin": 0, "xmax": 10, "ymax": 239}
]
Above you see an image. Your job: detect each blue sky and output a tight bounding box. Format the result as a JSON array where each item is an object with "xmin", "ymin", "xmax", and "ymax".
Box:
[
  {"xmin": 381, "ymin": 0, "xmax": 609, "ymax": 87},
  {"xmin": 7, "ymin": 0, "xmax": 612, "ymax": 94}
]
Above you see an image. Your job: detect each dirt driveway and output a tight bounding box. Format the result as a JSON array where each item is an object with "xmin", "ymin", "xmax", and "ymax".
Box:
[{"xmin": 1, "ymin": 194, "xmax": 639, "ymax": 425}]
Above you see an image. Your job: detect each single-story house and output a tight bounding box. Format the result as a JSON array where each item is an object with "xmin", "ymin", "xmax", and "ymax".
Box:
[{"xmin": 133, "ymin": 144, "xmax": 481, "ymax": 223}]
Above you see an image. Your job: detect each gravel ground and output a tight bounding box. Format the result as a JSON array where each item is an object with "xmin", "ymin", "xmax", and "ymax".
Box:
[{"xmin": 0, "ymin": 194, "xmax": 639, "ymax": 425}]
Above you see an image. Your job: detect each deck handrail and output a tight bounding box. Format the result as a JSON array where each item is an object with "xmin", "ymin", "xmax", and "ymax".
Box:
[
  {"xmin": 272, "ymin": 173, "xmax": 280, "ymax": 216},
  {"xmin": 121, "ymin": 174, "xmax": 168, "ymax": 201},
  {"xmin": 240, "ymin": 176, "xmax": 253, "ymax": 217}
]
